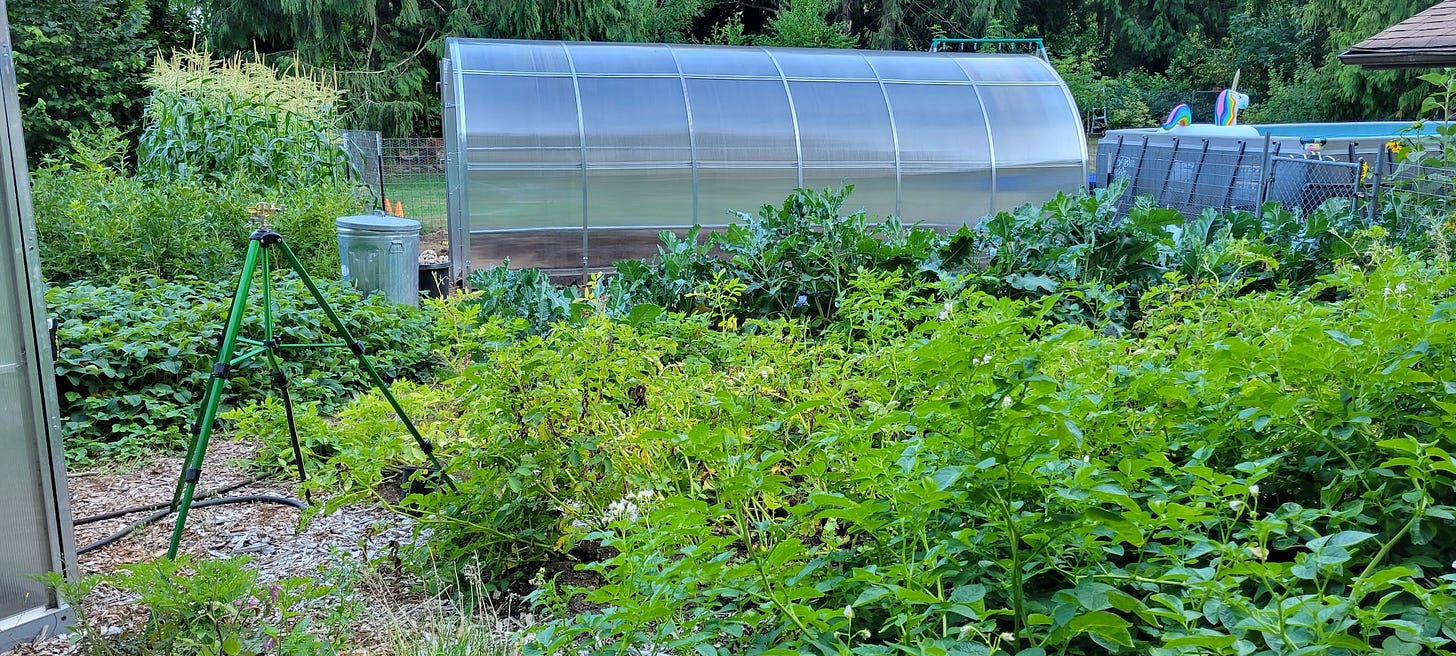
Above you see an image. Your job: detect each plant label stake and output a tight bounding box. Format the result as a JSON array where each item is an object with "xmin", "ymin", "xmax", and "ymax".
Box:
[{"xmin": 166, "ymin": 202, "xmax": 454, "ymax": 559}]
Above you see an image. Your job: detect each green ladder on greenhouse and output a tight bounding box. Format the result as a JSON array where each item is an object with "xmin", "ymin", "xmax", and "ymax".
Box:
[
  {"xmin": 929, "ymin": 37, "xmax": 1049, "ymax": 62},
  {"xmin": 166, "ymin": 203, "xmax": 454, "ymax": 559}
]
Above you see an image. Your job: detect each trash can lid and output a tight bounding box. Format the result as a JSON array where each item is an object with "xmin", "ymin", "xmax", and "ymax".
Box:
[{"xmin": 335, "ymin": 214, "xmax": 422, "ymax": 232}]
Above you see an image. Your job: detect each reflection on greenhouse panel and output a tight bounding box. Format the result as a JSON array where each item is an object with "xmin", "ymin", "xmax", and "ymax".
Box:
[{"xmin": 440, "ymin": 39, "xmax": 1087, "ymax": 275}]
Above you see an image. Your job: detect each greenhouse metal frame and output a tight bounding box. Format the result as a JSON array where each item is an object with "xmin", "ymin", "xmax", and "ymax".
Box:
[
  {"xmin": 0, "ymin": 0, "xmax": 77, "ymax": 650},
  {"xmin": 440, "ymin": 39, "xmax": 1088, "ymax": 279}
]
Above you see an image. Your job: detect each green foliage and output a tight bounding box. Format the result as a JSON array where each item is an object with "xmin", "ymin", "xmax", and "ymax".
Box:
[
  {"xmin": 31, "ymin": 130, "xmax": 362, "ymax": 284},
  {"xmin": 464, "ymin": 264, "xmax": 576, "ymax": 336},
  {"xmin": 968, "ymin": 183, "xmax": 1372, "ymax": 329},
  {"xmin": 136, "ymin": 50, "xmax": 349, "ymax": 189},
  {"xmin": 224, "ymin": 378, "xmax": 471, "ymax": 496},
  {"xmin": 49, "ymin": 275, "xmax": 442, "ymax": 463},
  {"xmin": 391, "ymin": 252, "xmax": 1456, "ymax": 655},
  {"xmin": 45, "ymin": 556, "xmax": 350, "ymax": 655},
  {"xmin": 259, "ymin": 244, "xmax": 1456, "ymax": 653},
  {"xmin": 755, "ymin": 0, "xmax": 858, "ymax": 49},
  {"xmin": 1299, "ymin": 0, "xmax": 1437, "ymax": 119},
  {"xmin": 1377, "ymin": 69, "xmax": 1456, "ymax": 261},
  {"xmin": 201, "ymin": 0, "xmax": 706, "ymax": 136},
  {"xmin": 603, "ymin": 187, "xmax": 956, "ymax": 325},
  {"xmin": 9, "ymin": 0, "xmax": 153, "ymax": 159}
]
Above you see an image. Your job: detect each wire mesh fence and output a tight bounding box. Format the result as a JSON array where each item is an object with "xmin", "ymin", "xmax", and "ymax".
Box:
[
  {"xmin": 339, "ymin": 134, "xmax": 448, "ymax": 233},
  {"xmin": 342, "ymin": 129, "xmax": 383, "ymax": 205},
  {"xmin": 1384, "ymin": 161, "xmax": 1456, "ymax": 205},
  {"xmin": 1099, "ymin": 132, "xmax": 1386, "ymax": 221},
  {"xmin": 1266, "ymin": 156, "xmax": 1364, "ymax": 216},
  {"xmin": 381, "ymin": 138, "xmax": 447, "ymax": 233}
]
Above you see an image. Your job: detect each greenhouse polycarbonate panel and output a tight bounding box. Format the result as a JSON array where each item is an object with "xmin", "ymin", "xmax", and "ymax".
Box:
[
  {"xmin": 770, "ymin": 48, "xmax": 876, "ymax": 79},
  {"xmin": 803, "ymin": 167, "xmax": 897, "ymax": 217},
  {"xmin": 979, "ymin": 84, "xmax": 1083, "ymax": 165},
  {"xmin": 670, "ymin": 45, "xmax": 780, "ymax": 77},
  {"xmin": 578, "ymin": 77, "xmax": 691, "ymax": 166},
  {"xmin": 791, "ymin": 81, "xmax": 895, "ymax": 165},
  {"xmin": 0, "ymin": 1, "xmax": 74, "ymax": 646},
  {"xmin": 864, "ymin": 52, "xmax": 968, "ymax": 82},
  {"xmin": 978, "ymin": 84, "xmax": 1084, "ymax": 212},
  {"xmin": 697, "ymin": 167, "xmax": 800, "ymax": 222},
  {"xmin": 885, "ymin": 83, "xmax": 991, "ymax": 166},
  {"xmin": 461, "ymin": 75, "xmax": 579, "ymax": 151},
  {"xmin": 995, "ymin": 166, "xmax": 1087, "ymax": 211},
  {"xmin": 957, "ymin": 55, "xmax": 1061, "ymax": 83},
  {"xmin": 569, "ymin": 43, "xmax": 678, "ymax": 75},
  {"xmin": 0, "ymin": 281, "xmax": 52, "ymax": 625},
  {"xmin": 468, "ymin": 168, "xmax": 583, "ymax": 231},
  {"xmin": 902, "ymin": 168, "xmax": 993, "ymax": 223},
  {"xmin": 586, "ymin": 168, "xmax": 694, "ymax": 227},
  {"xmin": 687, "ymin": 79, "xmax": 797, "ymax": 165},
  {"xmin": 453, "ymin": 40, "xmax": 572, "ymax": 73}
]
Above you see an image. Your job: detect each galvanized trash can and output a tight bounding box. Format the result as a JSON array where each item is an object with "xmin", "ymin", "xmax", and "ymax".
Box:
[{"xmin": 336, "ymin": 214, "xmax": 422, "ymax": 306}]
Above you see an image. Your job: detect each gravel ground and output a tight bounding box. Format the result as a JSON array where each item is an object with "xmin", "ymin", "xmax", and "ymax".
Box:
[{"xmin": 3, "ymin": 439, "xmax": 437, "ymax": 656}]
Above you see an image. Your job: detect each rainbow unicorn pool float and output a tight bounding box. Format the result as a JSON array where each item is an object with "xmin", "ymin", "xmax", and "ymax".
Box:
[{"xmin": 1160, "ymin": 80, "xmax": 1259, "ymax": 138}]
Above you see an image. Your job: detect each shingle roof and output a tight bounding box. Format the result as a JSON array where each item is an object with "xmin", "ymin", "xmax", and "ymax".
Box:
[{"xmin": 1340, "ymin": 0, "xmax": 1456, "ymax": 68}]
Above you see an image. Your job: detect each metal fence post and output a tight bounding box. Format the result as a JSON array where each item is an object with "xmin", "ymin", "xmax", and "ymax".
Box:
[
  {"xmin": 1256, "ymin": 133, "xmax": 1273, "ymax": 219},
  {"xmin": 1156, "ymin": 137, "xmax": 1180, "ymax": 206},
  {"xmin": 1367, "ymin": 156, "xmax": 1382, "ymax": 224}
]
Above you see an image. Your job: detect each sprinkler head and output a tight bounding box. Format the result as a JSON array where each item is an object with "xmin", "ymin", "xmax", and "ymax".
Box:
[{"xmin": 247, "ymin": 202, "xmax": 285, "ymax": 229}]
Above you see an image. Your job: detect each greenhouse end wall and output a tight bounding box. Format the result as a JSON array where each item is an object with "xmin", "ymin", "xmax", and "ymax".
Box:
[{"xmin": 442, "ymin": 39, "xmax": 1087, "ymax": 277}]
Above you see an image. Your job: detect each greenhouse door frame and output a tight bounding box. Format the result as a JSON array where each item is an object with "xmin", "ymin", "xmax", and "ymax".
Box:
[{"xmin": 0, "ymin": 0, "xmax": 77, "ymax": 649}]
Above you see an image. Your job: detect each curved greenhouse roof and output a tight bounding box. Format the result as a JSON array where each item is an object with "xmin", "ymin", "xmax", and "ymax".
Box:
[{"xmin": 441, "ymin": 39, "xmax": 1087, "ymax": 274}]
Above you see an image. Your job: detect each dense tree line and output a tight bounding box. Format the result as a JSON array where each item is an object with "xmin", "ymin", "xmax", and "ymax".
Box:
[{"xmin": 6, "ymin": 0, "xmax": 1443, "ymax": 157}]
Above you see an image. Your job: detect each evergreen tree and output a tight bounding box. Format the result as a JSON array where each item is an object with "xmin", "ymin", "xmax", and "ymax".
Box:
[{"xmin": 201, "ymin": 0, "xmax": 704, "ymax": 137}]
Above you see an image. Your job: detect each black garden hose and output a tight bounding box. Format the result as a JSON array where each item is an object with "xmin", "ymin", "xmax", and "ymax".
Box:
[
  {"xmin": 73, "ymin": 475, "xmax": 268, "ymax": 526},
  {"xmin": 78, "ymin": 495, "xmax": 306, "ymax": 555},
  {"xmin": 75, "ymin": 476, "xmax": 307, "ymax": 555}
]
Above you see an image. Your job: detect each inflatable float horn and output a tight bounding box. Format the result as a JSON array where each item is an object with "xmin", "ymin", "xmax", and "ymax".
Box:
[{"xmin": 1161, "ymin": 104, "xmax": 1193, "ymax": 130}]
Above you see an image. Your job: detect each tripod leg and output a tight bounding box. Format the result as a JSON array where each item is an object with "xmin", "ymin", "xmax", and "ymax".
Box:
[
  {"xmin": 259, "ymin": 246, "xmax": 312, "ymax": 503},
  {"xmin": 167, "ymin": 240, "xmax": 262, "ymax": 560},
  {"xmin": 273, "ymin": 239, "xmax": 457, "ymax": 492},
  {"xmin": 173, "ymin": 270, "xmax": 247, "ymax": 510},
  {"xmin": 269, "ymin": 367, "xmax": 312, "ymax": 504}
]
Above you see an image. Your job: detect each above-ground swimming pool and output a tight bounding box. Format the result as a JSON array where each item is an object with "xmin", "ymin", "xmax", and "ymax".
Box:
[
  {"xmin": 1096, "ymin": 121, "xmax": 1447, "ymax": 217},
  {"xmin": 1251, "ymin": 121, "xmax": 1434, "ymax": 139}
]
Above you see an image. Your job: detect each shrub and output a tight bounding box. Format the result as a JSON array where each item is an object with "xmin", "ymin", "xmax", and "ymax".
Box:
[
  {"xmin": 32, "ymin": 130, "xmax": 362, "ymax": 284},
  {"xmin": 137, "ymin": 50, "xmax": 348, "ymax": 189},
  {"xmin": 50, "ymin": 275, "xmax": 442, "ymax": 463}
]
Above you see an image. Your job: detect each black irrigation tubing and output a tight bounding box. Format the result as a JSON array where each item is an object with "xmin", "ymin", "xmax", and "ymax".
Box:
[
  {"xmin": 75, "ymin": 474, "xmax": 308, "ymax": 555},
  {"xmin": 78, "ymin": 495, "xmax": 307, "ymax": 555},
  {"xmin": 73, "ymin": 475, "xmax": 269, "ymax": 526}
]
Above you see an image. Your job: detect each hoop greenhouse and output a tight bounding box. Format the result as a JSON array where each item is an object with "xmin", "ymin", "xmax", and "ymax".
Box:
[{"xmin": 439, "ymin": 39, "xmax": 1088, "ymax": 278}]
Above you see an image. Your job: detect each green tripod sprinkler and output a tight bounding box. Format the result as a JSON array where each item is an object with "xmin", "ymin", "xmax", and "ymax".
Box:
[{"xmin": 167, "ymin": 202, "xmax": 455, "ymax": 559}]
